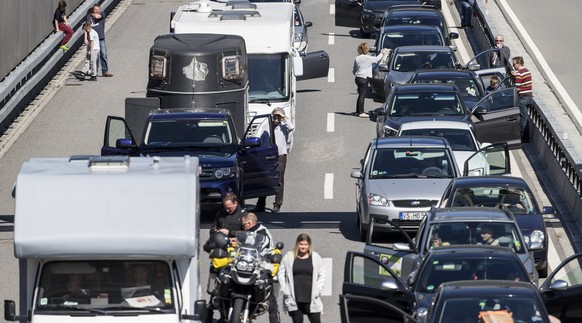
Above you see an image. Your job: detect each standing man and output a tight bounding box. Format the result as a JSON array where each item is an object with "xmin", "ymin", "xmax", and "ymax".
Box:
[
  {"xmin": 253, "ymin": 107, "xmax": 294, "ymax": 213},
  {"xmin": 87, "ymin": 4, "xmax": 113, "ymax": 77},
  {"xmin": 489, "ymin": 35, "xmax": 511, "ymax": 70},
  {"xmin": 511, "ymin": 56, "xmax": 533, "ymax": 141},
  {"xmin": 210, "ymin": 192, "xmax": 246, "ymax": 237}
]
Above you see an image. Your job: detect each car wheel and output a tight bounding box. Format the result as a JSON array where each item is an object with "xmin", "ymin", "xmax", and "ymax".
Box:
[{"xmin": 358, "ymin": 213, "xmax": 368, "ymax": 242}]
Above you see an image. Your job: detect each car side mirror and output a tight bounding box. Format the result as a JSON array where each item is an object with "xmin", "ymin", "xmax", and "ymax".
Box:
[
  {"xmin": 473, "ymin": 107, "xmax": 488, "ymax": 115},
  {"xmin": 449, "ymin": 32, "xmax": 459, "ymax": 40},
  {"xmin": 242, "ymin": 137, "xmax": 261, "ymax": 147},
  {"xmin": 549, "ymin": 279, "xmax": 569, "ymax": 290},
  {"xmin": 305, "ymin": 21, "xmax": 313, "ymax": 28},
  {"xmin": 381, "ymin": 280, "xmax": 399, "ymax": 291},
  {"xmin": 378, "ymin": 63, "xmax": 389, "ymax": 72},
  {"xmin": 4, "ymin": 300, "xmax": 26, "ymax": 321},
  {"xmin": 350, "ymin": 168, "xmax": 363, "ymax": 179},
  {"xmin": 393, "ymin": 242, "xmax": 411, "ymax": 252},
  {"xmin": 116, "ymin": 138, "xmax": 136, "ymax": 149}
]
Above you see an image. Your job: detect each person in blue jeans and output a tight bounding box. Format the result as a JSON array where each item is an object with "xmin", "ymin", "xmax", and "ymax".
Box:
[{"xmin": 87, "ymin": 4, "xmax": 113, "ymax": 77}]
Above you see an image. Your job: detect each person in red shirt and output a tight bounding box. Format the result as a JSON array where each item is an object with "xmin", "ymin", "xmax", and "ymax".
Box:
[{"xmin": 511, "ymin": 56, "xmax": 532, "ymax": 141}]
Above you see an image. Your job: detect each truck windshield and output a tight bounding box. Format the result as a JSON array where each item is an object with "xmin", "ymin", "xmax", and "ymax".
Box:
[
  {"xmin": 144, "ymin": 118, "xmax": 235, "ymax": 149},
  {"xmin": 36, "ymin": 261, "xmax": 174, "ymax": 313},
  {"xmin": 248, "ymin": 54, "xmax": 290, "ymax": 101}
]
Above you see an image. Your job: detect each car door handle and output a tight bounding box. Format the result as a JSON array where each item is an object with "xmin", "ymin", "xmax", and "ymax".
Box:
[
  {"xmin": 266, "ymin": 155, "xmax": 278, "ymax": 160},
  {"xmin": 507, "ymin": 117, "xmax": 518, "ymax": 121}
]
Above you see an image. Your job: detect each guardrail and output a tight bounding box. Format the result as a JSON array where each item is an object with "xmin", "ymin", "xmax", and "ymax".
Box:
[{"xmin": 462, "ymin": 0, "xmax": 582, "ymax": 246}]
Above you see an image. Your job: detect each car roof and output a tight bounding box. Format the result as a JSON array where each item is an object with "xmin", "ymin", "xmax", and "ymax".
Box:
[
  {"xmin": 399, "ymin": 120, "xmax": 472, "ymax": 132},
  {"xmin": 449, "ymin": 176, "xmax": 528, "ymax": 187},
  {"xmin": 438, "ymin": 280, "xmax": 539, "ymax": 298},
  {"xmin": 394, "ymin": 45, "xmax": 452, "ymax": 53},
  {"xmin": 428, "ymin": 207, "xmax": 515, "ymax": 222},
  {"xmin": 410, "ymin": 69, "xmax": 476, "ymax": 79},
  {"xmin": 373, "ymin": 135, "xmax": 451, "ymax": 149},
  {"xmin": 427, "ymin": 245, "xmax": 521, "ymax": 257},
  {"xmin": 378, "ymin": 24, "xmax": 441, "ymax": 33},
  {"xmin": 393, "ymin": 83, "xmax": 460, "ymax": 93},
  {"xmin": 149, "ymin": 108, "xmax": 231, "ymax": 120},
  {"xmin": 387, "ymin": 7, "xmax": 442, "ymax": 17}
]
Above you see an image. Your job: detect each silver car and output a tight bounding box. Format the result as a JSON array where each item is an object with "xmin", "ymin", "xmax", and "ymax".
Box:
[{"xmin": 293, "ymin": 6, "xmax": 312, "ymax": 55}]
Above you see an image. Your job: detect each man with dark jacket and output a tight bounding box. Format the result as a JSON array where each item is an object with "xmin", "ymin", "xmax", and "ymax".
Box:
[{"xmin": 211, "ymin": 192, "xmax": 246, "ymax": 237}]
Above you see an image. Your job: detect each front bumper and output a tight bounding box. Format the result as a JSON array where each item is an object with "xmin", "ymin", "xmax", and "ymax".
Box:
[{"xmin": 200, "ymin": 178, "xmax": 239, "ymax": 207}]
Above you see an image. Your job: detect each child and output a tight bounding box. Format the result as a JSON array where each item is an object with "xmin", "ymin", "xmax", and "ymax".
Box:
[
  {"xmin": 486, "ymin": 75, "xmax": 500, "ymax": 94},
  {"xmin": 54, "ymin": 1, "xmax": 73, "ymax": 51},
  {"xmin": 83, "ymin": 22, "xmax": 100, "ymax": 81}
]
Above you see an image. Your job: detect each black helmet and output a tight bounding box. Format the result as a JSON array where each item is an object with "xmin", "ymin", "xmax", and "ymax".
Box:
[{"xmin": 210, "ymin": 232, "xmax": 230, "ymax": 250}]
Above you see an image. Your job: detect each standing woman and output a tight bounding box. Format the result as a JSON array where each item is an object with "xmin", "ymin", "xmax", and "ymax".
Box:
[
  {"xmin": 352, "ymin": 43, "xmax": 388, "ymax": 118},
  {"xmin": 278, "ymin": 233, "xmax": 325, "ymax": 323},
  {"xmin": 54, "ymin": 1, "xmax": 74, "ymax": 51}
]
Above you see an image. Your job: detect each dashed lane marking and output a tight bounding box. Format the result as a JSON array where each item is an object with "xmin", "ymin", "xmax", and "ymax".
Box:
[
  {"xmin": 324, "ymin": 173, "xmax": 334, "ymax": 199},
  {"xmin": 327, "ymin": 113, "xmax": 335, "ymax": 132},
  {"xmin": 328, "ymin": 32, "xmax": 335, "ymax": 45},
  {"xmin": 322, "ymin": 258, "xmax": 333, "ymax": 296},
  {"xmin": 328, "ymin": 68, "xmax": 335, "ymax": 83}
]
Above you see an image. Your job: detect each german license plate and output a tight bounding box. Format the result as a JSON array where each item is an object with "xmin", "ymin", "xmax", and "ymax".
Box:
[{"xmin": 399, "ymin": 212, "xmax": 427, "ymax": 220}]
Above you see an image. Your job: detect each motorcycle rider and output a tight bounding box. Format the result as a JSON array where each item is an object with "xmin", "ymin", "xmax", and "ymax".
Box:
[{"xmin": 242, "ymin": 212, "xmax": 280, "ymax": 323}]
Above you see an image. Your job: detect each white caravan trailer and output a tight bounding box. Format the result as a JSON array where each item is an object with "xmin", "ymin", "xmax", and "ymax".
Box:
[
  {"xmin": 171, "ymin": 0, "xmax": 330, "ymax": 147},
  {"xmin": 4, "ymin": 156, "xmax": 207, "ymax": 322}
]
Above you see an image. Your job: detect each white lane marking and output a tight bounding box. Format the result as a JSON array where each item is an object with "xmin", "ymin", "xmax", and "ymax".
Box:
[
  {"xmin": 329, "ymin": 4, "xmax": 335, "ymax": 15},
  {"xmin": 509, "ymin": 151, "xmax": 522, "ymax": 178},
  {"xmin": 322, "ymin": 258, "xmax": 333, "ymax": 296},
  {"xmin": 329, "ymin": 32, "xmax": 335, "ymax": 45},
  {"xmin": 547, "ymin": 233, "xmax": 561, "ymax": 274},
  {"xmin": 327, "ymin": 113, "xmax": 335, "ymax": 132},
  {"xmin": 328, "ymin": 68, "xmax": 335, "ymax": 83},
  {"xmin": 324, "ymin": 173, "xmax": 334, "ymax": 199}
]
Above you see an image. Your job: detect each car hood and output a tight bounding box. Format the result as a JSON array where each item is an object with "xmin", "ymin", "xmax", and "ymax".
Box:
[
  {"xmin": 364, "ymin": 1, "xmax": 419, "ymax": 12},
  {"xmin": 368, "ymin": 178, "xmax": 453, "ymax": 200},
  {"xmin": 144, "ymin": 150, "xmax": 237, "ymax": 167},
  {"xmin": 386, "ymin": 71, "xmax": 415, "ymax": 84}
]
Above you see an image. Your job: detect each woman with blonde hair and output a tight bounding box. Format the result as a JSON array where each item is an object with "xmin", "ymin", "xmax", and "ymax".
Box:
[
  {"xmin": 278, "ymin": 233, "xmax": 325, "ymax": 323},
  {"xmin": 352, "ymin": 42, "xmax": 389, "ymax": 117}
]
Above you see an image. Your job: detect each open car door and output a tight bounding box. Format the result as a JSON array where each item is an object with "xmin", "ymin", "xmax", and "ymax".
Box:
[
  {"xmin": 239, "ymin": 114, "xmax": 279, "ymax": 200},
  {"xmin": 463, "ymin": 142, "xmax": 510, "ymax": 176},
  {"xmin": 297, "ymin": 51, "xmax": 330, "ymax": 81},
  {"xmin": 470, "ymin": 88, "xmax": 521, "ymax": 149},
  {"xmin": 539, "ymin": 253, "xmax": 582, "ymax": 322},
  {"xmin": 335, "ymin": 0, "xmax": 362, "ymax": 28},
  {"xmin": 342, "ymin": 251, "xmax": 415, "ymax": 314},
  {"xmin": 101, "ymin": 116, "xmax": 140, "ymax": 156},
  {"xmin": 339, "ymin": 294, "xmax": 417, "ymax": 323}
]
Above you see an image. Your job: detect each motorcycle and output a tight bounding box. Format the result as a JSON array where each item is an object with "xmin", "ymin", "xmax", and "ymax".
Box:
[{"xmin": 206, "ymin": 231, "xmax": 283, "ymax": 323}]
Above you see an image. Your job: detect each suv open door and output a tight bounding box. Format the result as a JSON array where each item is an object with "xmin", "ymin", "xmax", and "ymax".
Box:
[
  {"xmin": 335, "ymin": 0, "xmax": 362, "ymax": 28},
  {"xmin": 539, "ymin": 253, "xmax": 582, "ymax": 322},
  {"xmin": 470, "ymin": 88, "xmax": 521, "ymax": 148}
]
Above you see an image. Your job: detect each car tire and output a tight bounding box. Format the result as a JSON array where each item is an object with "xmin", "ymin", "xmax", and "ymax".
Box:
[{"xmin": 358, "ymin": 213, "xmax": 368, "ymax": 242}]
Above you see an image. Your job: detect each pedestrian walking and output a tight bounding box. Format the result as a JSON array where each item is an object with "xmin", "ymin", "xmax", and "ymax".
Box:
[
  {"xmin": 253, "ymin": 107, "xmax": 294, "ymax": 213},
  {"xmin": 87, "ymin": 4, "xmax": 113, "ymax": 77},
  {"xmin": 278, "ymin": 233, "xmax": 325, "ymax": 323},
  {"xmin": 489, "ymin": 34, "xmax": 511, "ymax": 70},
  {"xmin": 511, "ymin": 56, "xmax": 533, "ymax": 141},
  {"xmin": 54, "ymin": 0, "xmax": 73, "ymax": 51},
  {"xmin": 352, "ymin": 43, "xmax": 389, "ymax": 118},
  {"xmin": 82, "ymin": 23, "xmax": 99, "ymax": 81}
]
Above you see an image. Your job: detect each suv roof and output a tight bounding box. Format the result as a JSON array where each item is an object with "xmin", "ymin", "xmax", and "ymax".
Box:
[
  {"xmin": 428, "ymin": 207, "xmax": 515, "ymax": 222},
  {"xmin": 378, "ymin": 24, "xmax": 441, "ymax": 33},
  {"xmin": 386, "ymin": 4, "xmax": 440, "ymax": 13},
  {"xmin": 149, "ymin": 108, "xmax": 232, "ymax": 120},
  {"xmin": 373, "ymin": 135, "xmax": 452, "ymax": 149}
]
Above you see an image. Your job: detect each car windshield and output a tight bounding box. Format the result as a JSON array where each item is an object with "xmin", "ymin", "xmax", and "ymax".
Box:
[
  {"xmin": 448, "ymin": 186, "xmax": 539, "ymax": 214},
  {"xmin": 426, "ymin": 222, "xmax": 526, "ymax": 253},
  {"xmin": 435, "ymin": 297, "xmax": 547, "ymax": 323},
  {"xmin": 380, "ymin": 32, "xmax": 443, "ymax": 49},
  {"xmin": 144, "ymin": 118, "xmax": 235, "ymax": 149},
  {"xmin": 411, "ymin": 77, "xmax": 482, "ymax": 99},
  {"xmin": 418, "ymin": 256, "xmax": 530, "ymax": 293},
  {"xmin": 389, "ymin": 92, "xmax": 465, "ymax": 116},
  {"xmin": 400, "ymin": 128, "xmax": 476, "ymax": 151},
  {"xmin": 393, "ymin": 52, "xmax": 455, "ymax": 71},
  {"xmin": 369, "ymin": 147, "xmax": 456, "ymax": 179},
  {"xmin": 36, "ymin": 261, "xmax": 174, "ymax": 312}
]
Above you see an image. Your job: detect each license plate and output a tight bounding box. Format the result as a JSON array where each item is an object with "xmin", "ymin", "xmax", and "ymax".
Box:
[{"xmin": 399, "ymin": 212, "xmax": 427, "ymax": 220}]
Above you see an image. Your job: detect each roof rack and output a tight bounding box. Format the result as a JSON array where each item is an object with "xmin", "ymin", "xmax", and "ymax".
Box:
[{"xmin": 209, "ymin": 10, "xmax": 261, "ymax": 20}]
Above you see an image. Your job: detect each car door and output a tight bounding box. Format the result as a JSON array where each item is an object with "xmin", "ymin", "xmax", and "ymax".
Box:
[
  {"xmin": 335, "ymin": 0, "xmax": 363, "ymax": 28},
  {"xmin": 339, "ymin": 294, "xmax": 418, "ymax": 323},
  {"xmin": 539, "ymin": 253, "xmax": 582, "ymax": 322},
  {"xmin": 463, "ymin": 142, "xmax": 510, "ymax": 176},
  {"xmin": 101, "ymin": 116, "xmax": 140, "ymax": 156},
  {"xmin": 470, "ymin": 88, "xmax": 521, "ymax": 148},
  {"xmin": 238, "ymin": 114, "xmax": 279, "ymax": 199},
  {"xmin": 297, "ymin": 51, "xmax": 330, "ymax": 81},
  {"xmin": 343, "ymin": 251, "xmax": 416, "ymax": 313}
]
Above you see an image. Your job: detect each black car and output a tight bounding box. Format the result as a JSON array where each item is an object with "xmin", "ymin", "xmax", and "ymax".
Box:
[
  {"xmin": 371, "ymin": 45, "xmax": 458, "ymax": 101},
  {"xmin": 377, "ymin": 83, "xmax": 522, "ymax": 149},
  {"xmin": 381, "ymin": 5, "xmax": 458, "ymax": 45},
  {"xmin": 408, "ymin": 69, "xmax": 488, "ymax": 109},
  {"xmin": 334, "ymin": 0, "xmax": 421, "ymax": 37},
  {"xmin": 438, "ymin": 176, "xmax": 555, "ymax": 276}
]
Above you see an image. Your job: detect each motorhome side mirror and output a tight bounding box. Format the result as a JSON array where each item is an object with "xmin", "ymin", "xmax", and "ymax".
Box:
[
  {"xmin": 242, "ymin": 137, "xmax": 261, "ymax": 147},
  {"xmin": 116, "ymin": 138, "xmax": 136, "ymax": 149},
  {"xmin": 294, "ymin": 56, "xmax": 304, "ymax": 77},
  {"xmin": 276, "ymin": 241, "xmax": 284, "ymax": 250},
  {"xmin": 181, "ymin": 300, "xmax": 208, "ymax": 321},
  {"xmin": 4, "ymin": 300, "xmax": 24, "ymax": 321}
]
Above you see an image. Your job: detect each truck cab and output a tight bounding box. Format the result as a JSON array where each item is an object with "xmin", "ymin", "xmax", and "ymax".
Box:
[
  {"xmin": 101, "ymin": 109, "xmax": 279, "ymax": 209},
  {"xmin": 4, "ymin": 156, "xmax": 207, "ymax": 322}
]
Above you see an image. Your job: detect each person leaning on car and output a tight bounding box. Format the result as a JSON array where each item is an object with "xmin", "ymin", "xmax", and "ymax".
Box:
[{"xmin": 352, "ymin": 43, "xmax": 389, "ymax": 118}]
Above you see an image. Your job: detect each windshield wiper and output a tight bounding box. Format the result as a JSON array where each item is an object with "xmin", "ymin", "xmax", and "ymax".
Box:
[
  {"xmin": 249, "ymin": 98, "xmax": 272, "ymax": 106},
  {"xmin": 102, "ymin": 305, "xmax": 166, "ymax": 313},
  {"xmin": 43, "ymin": 304, "xmax": 107, "ymax": 315}
]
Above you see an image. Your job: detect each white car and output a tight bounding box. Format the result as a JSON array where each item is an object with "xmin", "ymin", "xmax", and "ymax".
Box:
[{"xmin": 398, "ymin": 120, "xmax": 492, "ymax": 176}]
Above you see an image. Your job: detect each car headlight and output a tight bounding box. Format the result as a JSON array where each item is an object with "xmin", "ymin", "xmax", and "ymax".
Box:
[
  {"xmin": 383, "ymin": 125, "xmax": 398, "ymax": 137},
  {"xmin": 368, "ymin": 193, "xmax": 390, "ymax": 206},
  {"xmin": 416, "ymin": 307, "xmax": 428, "ymax": 320},
  {"xmin": 213, "ymin": 166, "xmax": 238, "ymax": 179},
  {"xmin": 529, "ymin": 230, "xmax": 545, "ymax": 249}
]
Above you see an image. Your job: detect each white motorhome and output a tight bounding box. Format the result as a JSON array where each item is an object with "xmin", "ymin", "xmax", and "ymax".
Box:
[
  {"xmin": 170, "ymin": 0, "xmax": 329, "ymax": 145},
  {"xmin": 4, "ymin": 156, "xmax": 207, "ymax": 322}
]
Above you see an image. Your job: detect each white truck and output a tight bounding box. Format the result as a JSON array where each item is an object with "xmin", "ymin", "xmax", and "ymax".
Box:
[
  {"xmin": 4, "ymin": 156, "xmax": 208, "ymax": 322},
  {"xmin": 170, "ymin": 0, "xmax": 329, "ymax": 145}
]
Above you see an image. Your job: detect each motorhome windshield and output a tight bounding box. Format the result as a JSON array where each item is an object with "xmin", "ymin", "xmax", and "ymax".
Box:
[
  {"xmin": 36, "ymin": 261, "xmax": 174, "ymax": 313},
  {"xmin": 248, "ymin": 54, "xmax": 290, "ymax": 101}
]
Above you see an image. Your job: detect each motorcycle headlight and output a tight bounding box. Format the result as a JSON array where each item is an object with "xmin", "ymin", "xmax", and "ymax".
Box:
[
  {"xmin": 529, "ymin": 230, "xmax": 545, "ymax": 249},
  {"xmin": 368, "ymin": 193, "xmax": 390, "ymax": 206},
  {"xmin": 236, "ymin": 260, "xmax": 255, "ymax": 272},
  {"xmin": 213, "ymin": 166, "xmax": 238, "ymax": 180}
]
